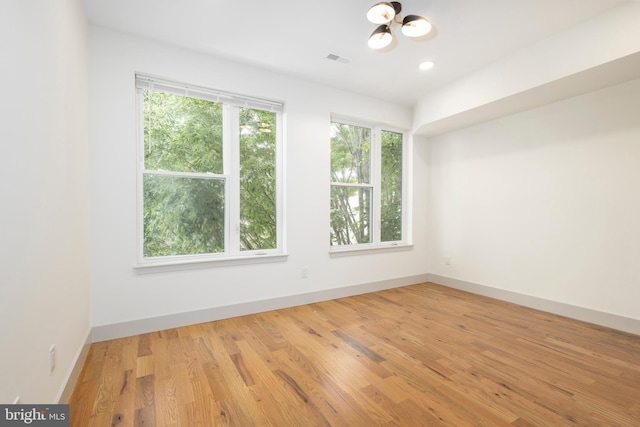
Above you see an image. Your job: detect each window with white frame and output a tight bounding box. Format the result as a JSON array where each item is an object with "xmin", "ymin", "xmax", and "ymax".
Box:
[
  {"xmin": 330, "ymin": 118, "xmax": 407, "ymax": 248},
  {"xmin": 136, "ymin": 75, "xmax": 283, "ymax": 263}
]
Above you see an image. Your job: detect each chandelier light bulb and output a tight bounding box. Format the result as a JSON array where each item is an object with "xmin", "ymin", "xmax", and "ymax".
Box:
[
  {"xmin": 401, "ymin": 15, "xmax": 432, "ymax": 38},
  {"xmin": 368, "ymin": 25, "xmax": 393, "ymax": 50},
  {"xmin": 367, "ymin": 2, "xmax": 400, "ymax": 24}
]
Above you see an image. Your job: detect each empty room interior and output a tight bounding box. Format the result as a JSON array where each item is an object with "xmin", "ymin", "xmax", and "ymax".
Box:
[{"xmin": 2, "ymin": 0, "xmax": 640, "ymax": 425}]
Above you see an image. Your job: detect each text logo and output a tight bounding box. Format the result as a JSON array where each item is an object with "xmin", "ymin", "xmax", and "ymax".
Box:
[{"xmin": 1, "ymin": 405, "xmax": 69, "ymax": 426}]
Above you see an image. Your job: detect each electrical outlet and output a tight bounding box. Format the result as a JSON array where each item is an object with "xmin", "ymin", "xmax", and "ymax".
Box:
[
  {"xmin": 301, "ymin": 267, "xmax": 309, "ymax": 278},
  {"xmin": 445, "ymin": 257, "xmax": 452, "ymax": 266},
  {"xmin": 49, "ymin": 345, "xmax": 56, "ymax": 374}
]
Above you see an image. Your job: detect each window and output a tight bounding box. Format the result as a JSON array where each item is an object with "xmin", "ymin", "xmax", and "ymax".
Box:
[
  {"xmin": 330, "ymin": 118, "xmax": 407, "ymax": 249},
  {"xmin": 136, "ymin": 75, "xmax": 283, "ymax": 264}
]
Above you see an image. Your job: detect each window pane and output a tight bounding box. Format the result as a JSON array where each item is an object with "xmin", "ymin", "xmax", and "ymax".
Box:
[
  {"xmin": 330, "ymin": 122, "xmax": 371, "ymax": 184},
  {"xmin": 143, "ymin": 174, "xmax": 225, "ymax": 257},
  {"xmin": 239, "ymin": 108, "xmax": 277, "ymax": 251},
  {"xmin": 330, "ymin": 186, "xmax": 372, "ymax": 245},
  {"xmin": 143, "ymin": 89, "xmax": 223, "ymax": 174},
  {"xmin": 381, "ymin": 130, "xmax": 403, "ymax": 242}
]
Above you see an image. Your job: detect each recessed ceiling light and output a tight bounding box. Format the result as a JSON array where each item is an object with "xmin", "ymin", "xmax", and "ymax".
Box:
[{"xmin": 419, "ymin": 61, "xmax": 435, "ymax": 71}]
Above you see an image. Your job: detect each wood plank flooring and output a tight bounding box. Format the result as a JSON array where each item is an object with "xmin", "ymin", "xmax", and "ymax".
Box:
[{"xmin": 70, "ymin": 283, "xmax": 640, "ymax": 426}]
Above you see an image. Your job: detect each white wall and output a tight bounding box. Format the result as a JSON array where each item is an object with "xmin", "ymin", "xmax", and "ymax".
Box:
[
  {"xmin": 88, "ymin": 28, "xmax": 429, "ymax": 333},
  {"xmin": 427, "ymin": 78, "xmax": 640, "ymax": 322},
  {"xmin": 413, "ymin": 1, "xmax": 640, "ymax": 137},
  {"xmin": 0, "ymin": 0, "xmax": 90, "ymax": 403}
]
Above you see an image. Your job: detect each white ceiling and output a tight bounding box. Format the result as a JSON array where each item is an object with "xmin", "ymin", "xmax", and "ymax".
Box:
[{"xmin": 83, "ymin": 0, "xmax": 629, "ymax": 106}]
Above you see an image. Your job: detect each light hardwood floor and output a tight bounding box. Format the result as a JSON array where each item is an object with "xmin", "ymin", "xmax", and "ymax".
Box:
[{"xmin": 70, "ymin": 283, "xmax": 640, "ymax": 426}]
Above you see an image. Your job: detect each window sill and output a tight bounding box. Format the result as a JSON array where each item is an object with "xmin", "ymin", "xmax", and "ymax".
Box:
[
  {"xmin": 134, "ymin": 252, "xmax": 289, "ymax": 274},
  {"xmin": 329, "ymin": 243, "xmax": 413, "ymax": 257}
]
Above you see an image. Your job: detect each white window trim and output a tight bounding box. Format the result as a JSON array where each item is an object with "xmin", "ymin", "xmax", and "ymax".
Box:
[
  {"xmin": 329, "ymin": 242, "xmax": 413, "ymax": 257},
  {"xmin": 329, "ymin": 116, "xmax": 411, "ymax": 253},
  {"xmin": 134, "ymin": 252, "xmax": 289, "ymax": 274},
  {"xmin": 135, "ymin": 74, "xmax": 286, "ymax": 269}
]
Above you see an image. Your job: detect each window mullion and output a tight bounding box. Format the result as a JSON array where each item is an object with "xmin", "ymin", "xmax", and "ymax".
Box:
[
  {"xmin": 372, "ymin": 127, "xmax": 381, "ymax": 245},
  {"xmin": 227, "ymin": 105, "xmax": 240, "ymax": 255},
  {"xmin": 142, "ymin": 170, "xmax": 227, "ymax": 179}
]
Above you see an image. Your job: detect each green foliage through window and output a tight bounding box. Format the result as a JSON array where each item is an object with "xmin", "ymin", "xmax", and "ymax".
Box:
[
  {"xmin": 139, "ymin": 78, "xmax": 281, "ymax": 259},
  {"xmin": 330, "ymin": 123, "xmax": 372, "ymax": 245},
  {"xmin": 143, "ymin": 175, "xmax": 225, "ymax": 257},
  {"xmin": 144, "ymin": 90, "xmax": 223, "ymax": 174},
  {"xmin": 330, "ymin": 120, "xmax": 404, "ymax": 247},
  {"xmin": 381, "ymin": 130, "xmax": 402, "ymax": 242},
  {"xmin": 240, "ymin": 108, "xmax": 277, "ymax": 251}
]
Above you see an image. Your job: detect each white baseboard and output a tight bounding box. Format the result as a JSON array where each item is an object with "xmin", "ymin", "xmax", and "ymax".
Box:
[
  {"xmin": 57, "ymin": 328, "xmax": 92, "ymax": 403},
  {"xmin": 91, "ymin": 272, "xmax": 638, "ymax": 342},
  {"xmin": 427, "ymin": 274, "xmax": 640, "ymax": 336},
  {"xmin": 92, "ymin": 274, "xmax": 429, "ymax": 342}
]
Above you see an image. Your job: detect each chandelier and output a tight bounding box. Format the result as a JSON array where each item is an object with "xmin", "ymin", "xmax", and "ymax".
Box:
[{"xmin": 367, "ymin": 2, "xmax": 432, "ymax": 50}]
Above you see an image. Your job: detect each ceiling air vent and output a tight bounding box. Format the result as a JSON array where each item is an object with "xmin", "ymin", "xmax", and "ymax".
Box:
[{"xmin": 326, "ymin": 53, "xmax": 352, "ymax": 64}]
